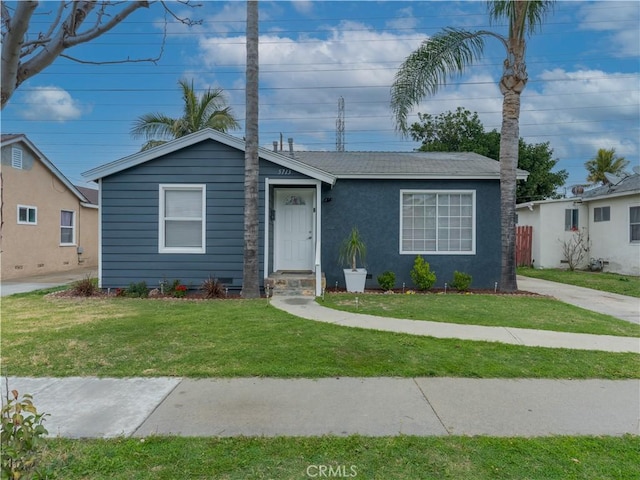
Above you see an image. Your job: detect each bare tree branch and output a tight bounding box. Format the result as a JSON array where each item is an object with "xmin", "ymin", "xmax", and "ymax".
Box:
[{"xmin": 1, "ymin": 0, "xmax": 200, "ymax": 110}]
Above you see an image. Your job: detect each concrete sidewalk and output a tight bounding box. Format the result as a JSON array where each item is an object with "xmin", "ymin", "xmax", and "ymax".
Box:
[{"xmin": 3, "ymin": 376, "xmax": 639, "ymax": 439}]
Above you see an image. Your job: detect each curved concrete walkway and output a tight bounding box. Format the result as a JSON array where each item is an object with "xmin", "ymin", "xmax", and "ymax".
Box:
[{"xmin": 271, "ymin": 293, "xmax": 640, "ymax": 354}]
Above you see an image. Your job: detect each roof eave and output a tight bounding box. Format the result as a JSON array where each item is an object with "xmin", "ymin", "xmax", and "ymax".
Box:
[
  {"xmin": 82, "ymin": 128, "xmax": 336, "ymax": 185},
  {"xmin": 2, "ymin": 134, "xmax": 89, "ymax": 203}
]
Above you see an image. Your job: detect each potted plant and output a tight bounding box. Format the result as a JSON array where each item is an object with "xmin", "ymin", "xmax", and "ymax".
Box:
[{"xmin": 339, "ymin": 227, "xmax": 367, "ymax": 292}]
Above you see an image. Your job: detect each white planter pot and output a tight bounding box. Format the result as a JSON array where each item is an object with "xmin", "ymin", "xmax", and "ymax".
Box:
[{"xmin": 343, "ymin": 268, "xmax": 367, "ymax": 293}]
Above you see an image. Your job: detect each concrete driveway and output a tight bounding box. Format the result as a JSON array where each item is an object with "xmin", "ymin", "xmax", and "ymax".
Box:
[{"xmin": 0, "ymin": 266, "xmax": 97, "ymax": 296}]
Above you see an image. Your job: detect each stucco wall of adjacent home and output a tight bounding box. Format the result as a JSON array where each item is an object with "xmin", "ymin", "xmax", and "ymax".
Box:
[
  {"xmin": 1, "ymin": 144, "xmax": 98, "ymax": 280},
  {"xmin": 517, "ymin": 199, "xmax": 589, "ymax": 270},
  {"xmin": 588, "ymin": 196, "xmax": 640, "ymax": 276}
]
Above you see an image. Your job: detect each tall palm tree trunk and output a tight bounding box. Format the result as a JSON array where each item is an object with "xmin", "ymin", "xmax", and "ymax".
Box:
[
  {"xmin": 498, "ymin": 8, "xmax": 527, "ymax": 293},
  {"xmin": 242, "ymin": 0, "xmax": 260, "ymax": 298},
  {"xmin": 499, "ymin": 88, "xmax": 521, "ymax": 292}
]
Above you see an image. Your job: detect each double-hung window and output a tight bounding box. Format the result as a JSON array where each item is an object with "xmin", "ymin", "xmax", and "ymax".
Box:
[
  {"xmin": 159, "ymin": 184, "xmax": 206, "ymax": 254},
  {"xmin": 630, "ymin": 206, "xmax": 640, "ymax": 243},
  {"xmin": 565, "ymin": 209, "xmax": 579, "ymax": 231},
  {"xmin": 17, "ymin": 205, "xmax": 37, "ymax": 225},
  {"xmin": 60, "ymin": 210, "xmax": 75, "ymax": 245},
  {"xmin": 594, "ymin": 206, "xmax": 610, "ymax": 222},
  {"xmin": 400, "ymin": 190, "xmax": 475, "ymax": 254}
]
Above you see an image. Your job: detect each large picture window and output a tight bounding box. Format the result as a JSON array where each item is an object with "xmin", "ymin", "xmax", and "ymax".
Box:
[
  {"xmin": 60, "ymin": 210, "xmax": 75, "ymax": 245},
  {"xmin": 159, "ymin": 184, "xmax": 206, "ymax": 254},
  {"xmin": 400, "ymin": 190, "xmax": 475, "ymax": 254}
]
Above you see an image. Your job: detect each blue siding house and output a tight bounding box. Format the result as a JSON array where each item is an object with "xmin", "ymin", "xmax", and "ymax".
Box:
[{"xmin": 83, "ymin": 129, "xmax": 526, "ymax": 294}]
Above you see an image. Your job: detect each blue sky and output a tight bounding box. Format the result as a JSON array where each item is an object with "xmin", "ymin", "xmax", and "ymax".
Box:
[{"xmin": 2, "ymin": 1, "xmax": 639, "ymax": 193}]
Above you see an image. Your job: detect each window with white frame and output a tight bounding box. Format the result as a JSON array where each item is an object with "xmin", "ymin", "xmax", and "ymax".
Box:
[
  {"xmin": 594, "ymin": 206, "xmax": 610, "ymax": 222},
  {"xmin": 159, "ymin": 184, "xmax": 206, "ymax": 253},
  {"xmin": 565, "ymin": 209, "xmax": 579, "ymax": 231},
  {"xmin": 60, "ymin": 210, "xmax": 75, "ymax": 245},
  {"xmin": 17, "ymin": 205, "xmax": 37, "ymax": 225},
  {"xmin": 400, "ymin": 190, "xmax": 475, "ymax": 254},
  {"xmin": 630, "ymin": 206, "xmax": 640, "ymax": 243},
  {"xmin": 11, "ymin": 147, "xmax": 23, "ymax": 169}
]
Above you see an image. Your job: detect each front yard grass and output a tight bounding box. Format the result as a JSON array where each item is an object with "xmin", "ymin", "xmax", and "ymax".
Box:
[
  {"xmin": 1, "ymin": 292, "xmax": 638, "ymax": 379},
  {"xmin": 517, "ymin": 267, "xmax": 640, "ymax": 298},
  {"xmin": 318, "ymin": 293, "xmax": 640, "ymax": 337},
  {"xmin": 39, "ymin": 435, "xmax": 640, "ymax": 480}
]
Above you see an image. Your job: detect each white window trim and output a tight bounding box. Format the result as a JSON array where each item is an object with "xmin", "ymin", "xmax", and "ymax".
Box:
[
  {"xmin": 17, "ymin": 204, "xmax": 37, "ymax": 225},
  {"xmin": 399, "ymin": 189, "xmax": 476, "ymax": 255},
  {"xmin": 630, "ymin": 204, "xmax": 640, "ymax": 244},
  {"xmin": 159, "ymin": 184, "xmax": 206, "ymax": 254},
  {"xmin": 60, "ymin": 209, "xmax": 76, "ymax": 246}
]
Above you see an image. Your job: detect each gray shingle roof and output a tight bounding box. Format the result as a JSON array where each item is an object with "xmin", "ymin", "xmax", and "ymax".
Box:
[
  {"xmin": 581, "ymin": 173, "xmax": 640, "ymax": 199},
  {"xmin": 292, "ymin": 151, "xmax": 527, "ymax": 178}
]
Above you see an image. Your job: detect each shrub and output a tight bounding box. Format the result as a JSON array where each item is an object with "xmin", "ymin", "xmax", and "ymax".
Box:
[
  {"xmin": 1, "ymin": 387, "xmax": 49, "ymax": 480},
  {"xmin": 377, "ymin": 271, "xmax": 396, "ymax": 291},
  {"xmin": 126, "ymin": 281, "xmax": 149, "ymax": 298},
  {"xmin": 450, "ymin": 271, "xmax": 472, "ymax": 292},
  {"xmin": 162, "ymin": 280, "xmax": 190, "ymax": 298},
  {"xmin": 410, "ymin": 256, "xmax": 437, "ymax": 290},
  {"xmin": 201, "ymin": 276, "xmax": 225, "ymax": 299},
  {"xmin": 70, "ymin": 275, "xmax": 98, "ymax": 296}
]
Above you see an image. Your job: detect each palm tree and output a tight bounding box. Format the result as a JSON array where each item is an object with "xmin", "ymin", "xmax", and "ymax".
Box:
[
  {"xmin": 585, "ymin": 148, "xmax": 629, "ymax": 185},
  {"xmin": 391, "ymin": 1, "xmax": 554, "ymax": 292},
  {"xmin": 242, "ymin": 0, "xmax": 260, "ymax": 298},
  {"xmin": 131, "ymin": 79, "xmax": 239, "ymax": 151}
]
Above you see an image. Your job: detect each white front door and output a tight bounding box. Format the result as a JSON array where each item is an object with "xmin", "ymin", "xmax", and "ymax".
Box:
[{"xmin": 274, "ymin": 188, "xmax": 315, "ymax": 271}]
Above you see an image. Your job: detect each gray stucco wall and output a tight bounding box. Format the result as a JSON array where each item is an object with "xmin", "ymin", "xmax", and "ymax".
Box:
[
  {"xmin": 100, "ymin": 139, "xmax": 309, "ymax": 291},
  {"xmin": 320, "ymin": 179, "xmax": 502, "ymax": 290}
]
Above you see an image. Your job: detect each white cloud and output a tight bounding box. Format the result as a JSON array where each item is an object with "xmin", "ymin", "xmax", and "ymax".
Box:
[
  {"xmin": 20, "ymin": 86, "xmax": 84, "ymax": 121},
  {"xmin": 578, "ymin": 1, "xmax": 640, "ymax": 57}
]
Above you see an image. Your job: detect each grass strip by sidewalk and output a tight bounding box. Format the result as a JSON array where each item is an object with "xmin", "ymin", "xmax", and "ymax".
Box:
[
  {"xmin": 517, "ymin": 267, "xmax": 640, "ymax": 298},
  {"xmin": 40, "ymin": 435, "xmax": 640, "ymax": 480},
  {"xmin": 2, "ymin": 294, "xmax": 638, "ymax": 379},
  {"xmin": 318, "ymin": 293, "xmax": 640, "ymax": 337}
]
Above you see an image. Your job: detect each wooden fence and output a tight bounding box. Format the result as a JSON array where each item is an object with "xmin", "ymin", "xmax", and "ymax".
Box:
[{"xmin": 516, "ymin": 225, "xmax": 533, "ymax": 267}]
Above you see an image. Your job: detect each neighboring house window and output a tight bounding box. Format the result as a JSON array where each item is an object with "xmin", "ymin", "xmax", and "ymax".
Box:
[
  {"xmin": 594, "ymin": 206, "xmax": 610, "ymax": 222},
  {"xmin": 60, "ymin": 210, "xmax": 76, "ymax": 245},
  {"xmin": 400, "ymin": 190, "xmax": 475, "ymax": 254},
  {"xmin": 565, "ymin": 209, "xmax": 579, "ymax": 231},
  {"xmin": 630, "ymin": 206, "xmax": 640, "ymax": 243},
  {"xmin": 159, "ymin": 184, "xmax": 206, "ymax": 254},
  {"xmin": 17, "ymin": 205, "xmax": 37, "ymax": 225},
  {"xmin": 11, "ymin": 147, "xmax": 23, "ymax": 169}
]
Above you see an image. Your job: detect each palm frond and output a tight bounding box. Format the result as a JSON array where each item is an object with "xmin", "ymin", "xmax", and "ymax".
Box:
[
  {"xmin": 488, "ymin": 0, "xmax": 555, "ymax": 39},
  {"xmin": 391, "ymin": 28, "xmax": 489, "ymax": 133},
  {"xmin": 130, "ymin": 112, "xmax": 179, "ymax": 140}
]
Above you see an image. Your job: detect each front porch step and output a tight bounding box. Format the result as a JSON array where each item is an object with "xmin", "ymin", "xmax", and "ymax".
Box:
[{"xmin": 266, "ymin": 272, "xmax": 326, "ymax": 296}]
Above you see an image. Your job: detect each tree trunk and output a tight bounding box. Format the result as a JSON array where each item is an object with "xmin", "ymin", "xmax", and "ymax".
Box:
[
  {"xmin": 498, "ymin": 6, "xmax": 528, "ymax": 292},
  {"xmin": 499, "ymin": 88, "xmax": 520, "ymax": 292},
  {"xmin": 242, "ymin": 0, "xmax": 260, "ymax": 298}
]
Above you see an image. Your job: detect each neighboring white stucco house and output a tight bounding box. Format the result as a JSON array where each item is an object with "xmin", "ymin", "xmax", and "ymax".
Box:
[{"xmin": 517, "ymin": 173, "xmax": 640, "ymax": 276}]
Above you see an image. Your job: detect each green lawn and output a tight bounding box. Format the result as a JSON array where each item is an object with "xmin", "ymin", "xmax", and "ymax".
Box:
[
  {"xmin": 518, "ymin": 267, "xmax": 640, "ymax": 298},
  {"xmin": 37, "ymin": 435, "xmax": 640, "ymax": 480},
  {"xmin": 318, "ymin": 293, "xmax": 640, "ymax": 337},
  {"xmin": 1, "ymin": 292, "xmax": 638, "ymax": 379}
]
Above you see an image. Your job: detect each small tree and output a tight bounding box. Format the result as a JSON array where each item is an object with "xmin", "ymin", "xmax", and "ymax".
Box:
[{"xmin": 560, "ymin": 228, "xmax": 589, "ymax": 271}]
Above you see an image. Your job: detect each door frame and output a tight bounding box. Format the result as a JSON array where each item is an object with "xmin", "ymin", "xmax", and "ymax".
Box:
[{"xmin": 264, "ymin": 178, "xmax": 322, "ymax": 280}]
